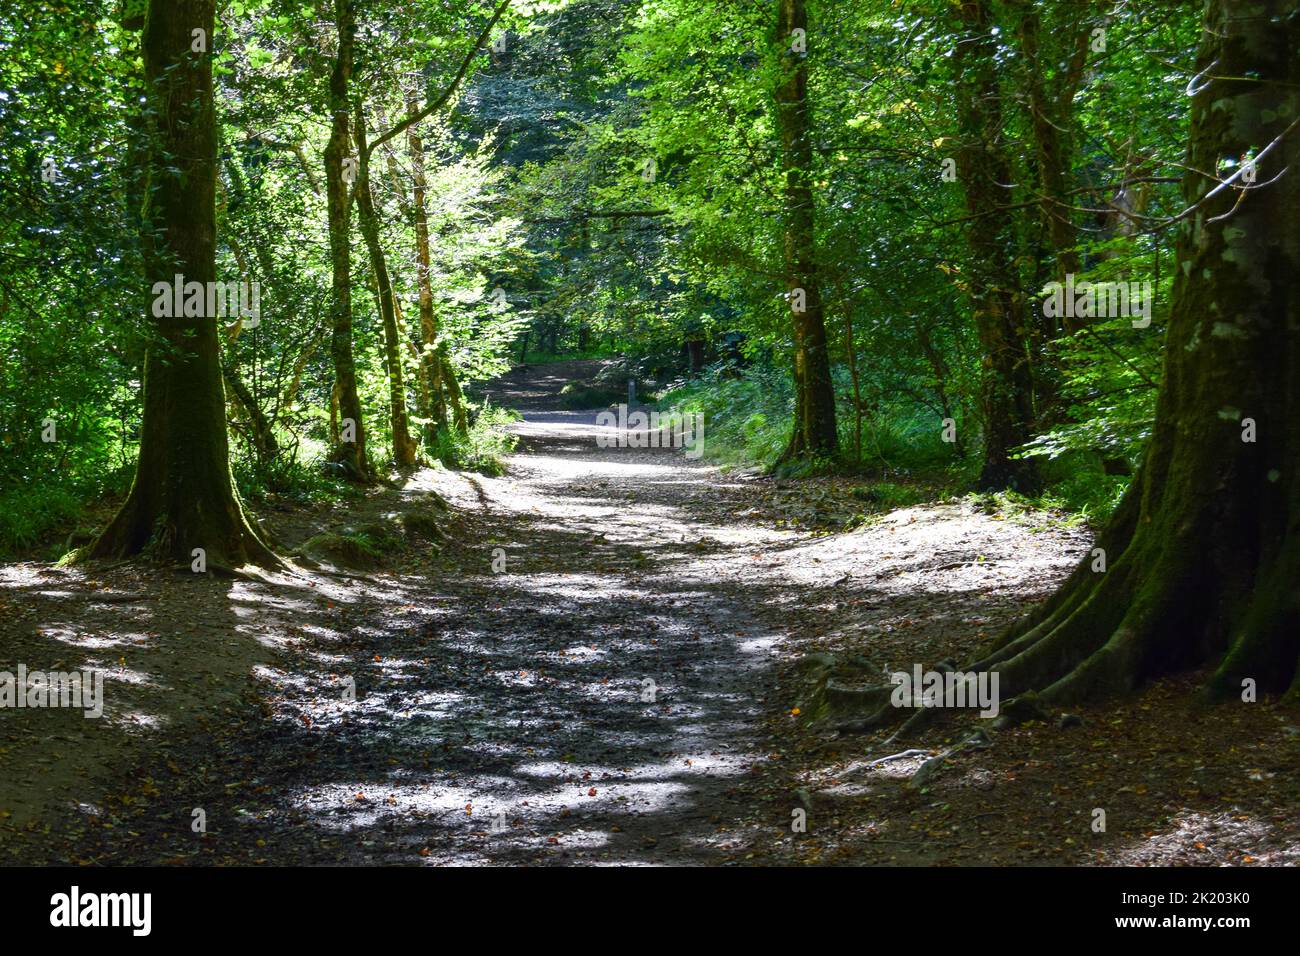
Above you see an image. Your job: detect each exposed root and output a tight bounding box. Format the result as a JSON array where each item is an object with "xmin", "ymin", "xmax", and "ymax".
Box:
[
  {"xmin": 864, "ymin": 748, "xmax": 930, "ymax": 768},
  {"xmin": 168, "ymin": 561, "xmax": 257, "ymax": 582},
  {"xmin": 905, "ymin": 728, "xmax": 992, "ymax": 789}
]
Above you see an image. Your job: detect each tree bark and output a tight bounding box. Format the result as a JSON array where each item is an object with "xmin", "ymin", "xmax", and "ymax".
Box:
[
  {"xmin": 353, "ymin": 103, "xmax": 418, "ymax": 468},
  {"xmin": 774, "ymin": 0, "xmax": 837, "ymax": 464},
  {"xmin": 223, "ymin": 360, "xmax": 278, "ymax": 464},
  {"xmin": 329, "ymin": 379, "xmax": 340, "ymax": 446},
  {"xmin": 323, "ymin": 0, "xmax": 371, "ymax": 481},
  {"xmin": 841, "ymin": 304, "xmax": 863, "ymax": 464},
  {"xmin": 405, "ymin": 96, "xmax": 450, "ymax": 442},
  {"xmin": 90, "ymin": 0, "xmax": 277, "ymax": 567},
  {"xmin": 441, "ymin": 344, "xmax": 469, "ymax": 435},
  {"xmin": 1012, "ymin": 0, "xmax": 1091, "ymax": 324},
  {"xmin": 954, "ymin": 0, "xmax": 1039, "ymax": 492},
  {"xmin": 973, "ymin": 0, "xmax": 1300, "ymax": 705}
]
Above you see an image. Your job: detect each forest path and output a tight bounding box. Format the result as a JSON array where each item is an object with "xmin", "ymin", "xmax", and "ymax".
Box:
[
  {"xmin": 375, "ymin": 358, "xmax": 793, "ymax": 863},
  {"xmin": 13, "ymin": 359, "xmax": 799, "ymax": 864},
  {"xmin": 9, "ymin": 362, "xmax": 1290, "ymax": 867},
  {"xmin": 6, "ymin": 359, "xmax": 1106, "ymax": 866},
  {"xmin": 303, "ymin": 358, "xmax": 797, "ymax": 864}
]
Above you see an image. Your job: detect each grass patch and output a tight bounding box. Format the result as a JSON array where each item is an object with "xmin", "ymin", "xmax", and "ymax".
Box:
[
  {"xmin": 848, "ymin": 481, "xmax": 931, "ymax": 511},
  {"xmin": 233, "ymin": 447, "xmax": 363, "ymax": 506},
  {"xmin": 559, "ymin": 381, "xmax": 626, "ymax": 409},
  {"xmin": 432, "ymin": 403, "xmax": 519, "ymax": 476},
  {"xmin": 657, "ymin": 363, "xmax": 971, "ymax": 484},
  {"xmin": 656, "ymin": 365, "xmax": 793, "ymax": 468},
  {"xmin": 0, "ymin": 484, "xmax": 83, "ymax": 556},
  {"xmin": 0, "ymin": 464, "xmax": 133, "ymax": 559}
]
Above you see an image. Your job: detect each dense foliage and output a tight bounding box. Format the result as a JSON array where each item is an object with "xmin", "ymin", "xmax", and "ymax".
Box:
[{"xmin": 0, "ymin": 0, "xmax": 1207, "ymax": 554}]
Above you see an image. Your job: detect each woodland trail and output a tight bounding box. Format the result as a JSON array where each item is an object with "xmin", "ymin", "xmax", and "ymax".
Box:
[
  {"xmin": 6, "ymin": 361, "xmax": 1294, "ymax": 867},
  {"xmin": 6, "ymin": 360, "xmax": 796, "ymax": 865}
]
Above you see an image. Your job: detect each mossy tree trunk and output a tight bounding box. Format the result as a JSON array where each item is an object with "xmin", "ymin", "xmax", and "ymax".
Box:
[
  {"xmin": 1010, "ymin": 0, "xmax": 1092, "ymax": 330},
  {"xmin": 405, "ymin": 97, "xmax": 450, "ymax": 442},
  {"xmin": 774, "ymin": 0, "xmax": 838, "ymax": 464},
  {"xmin": 441, "ymin": 344, "xmax": 470, "ymax": 435},
  {"xmin": 323, "ymin": 0, "xmax": 371, "ymax": 481},
  {"xmin": 222, "ymin": 360, "xmax": 278, "ymax": 465},
  {"xmin": 91, "ymin": 0, "xmax": 277, "ymax": 568},
  {"xmin": 1009, "ymin": 0, "xmax": 1094, "ymax": 421},
  {"xmin": 974, "ymin": 0, "xmax": 1300, "ymax": 705},
  {"xmin": 954, "ymin": 0, "xmax": 1039, "ymax": 492},
  {"xmin": 353, "ymin": 104, "xmax": 418, "ymax": 468}
]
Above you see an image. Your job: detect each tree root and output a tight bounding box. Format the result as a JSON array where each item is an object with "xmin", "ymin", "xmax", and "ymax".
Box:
[
  {"xmin": 905, "ymin": 727, "xmax": 991, "ymax": 789},
  {"xmin": 864, "ymin": 748, "xmax": 931, "ymax": 768},
  {"xmin": 169, "ymin": 562, "xmax": 257, "ymax": 582}
]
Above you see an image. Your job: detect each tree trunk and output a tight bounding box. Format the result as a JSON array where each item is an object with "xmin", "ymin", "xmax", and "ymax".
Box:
[
  {"xmin": 441, "ymin": 344, "xmax": 469, "ymax": 435},
  {"xmin": 405, "ymin": 96, "xmax": 449, "ymax": 442},
  {"xmin": 91, "ymin": 0, "xmax": 277, "ymax": 568},
  {"xmin": 1011, "ymin": 0, "xmax": 1094, "ymax": 419},
  {"xmin": 323, "ymin": 0, "xmax": 370, "ymax": 481},
  {"xmin": 1012, "ymin": 0, "xmax": 1091, "ymax": 328},
  {"xmin": 972, "ymin": 0, "xmax": 1300, "ymax": 705},
  {"xmin": 393, "ymin": 294, "xmax": 432, "ymax": 436},
  {"xmin": 917, "ymin": 324, "xmax": 965, "ymax": 458},
  {"xmin": 329, "ymin": 379, "xmax": 340, "ymax": 446},
  {"xmin": 353, "ymin": 104, "xmax": 418, "ymax": 468},
  {"xmin": 685, "ymin": 337, "xmax": 705, "ymax": 373},
  {"xmin": 774, "ymin": 0, "xmax": 837, "ymax": 464},
  {"xmin": 223, "ymin": 360, "xmax": 278, "ymax": 464},
  {"xmin": 842, "ymin": 305, "xmax": 863, "ymax": 464},
  {"xmin": 954, "ymin": 0, "xmax": 1039, "ymax": 492},
  {"xmin": 279, "ymin": 323, "xmax": 327, "ymax": 413}
]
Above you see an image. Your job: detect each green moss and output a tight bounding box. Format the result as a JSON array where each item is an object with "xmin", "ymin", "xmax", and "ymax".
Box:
[
  {"xmin": 355, "ymin": 519, "xmax": 404, "ymax": 548},
  {"xmin": 399, "ymin": 510, "xmax": 446, "ymax": 540},
  {"xmin": 789, "ymin": 653, "xmax": 890, "ymax": 727},
  {"xmin": 849, "ymin": 482, "xmax": 927, "ymax": 510},
  {"xmin": 55, "ymin": 546, "xmax": 90, "ymax": 568}
]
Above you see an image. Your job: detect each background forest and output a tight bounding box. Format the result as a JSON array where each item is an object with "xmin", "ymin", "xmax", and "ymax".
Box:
[{"xmin": 0, "ymin": 0, "xmax": 1197, "ymax": 556}]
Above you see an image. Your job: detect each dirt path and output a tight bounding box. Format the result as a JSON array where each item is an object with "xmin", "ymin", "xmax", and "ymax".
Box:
[
  {"xmin": 5, "ymin": 360, "xmax": 1296, "ymax": 866},
  {"xmin": 6, "ymin": 360, "xmax": 795, "ymax": 864}
]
